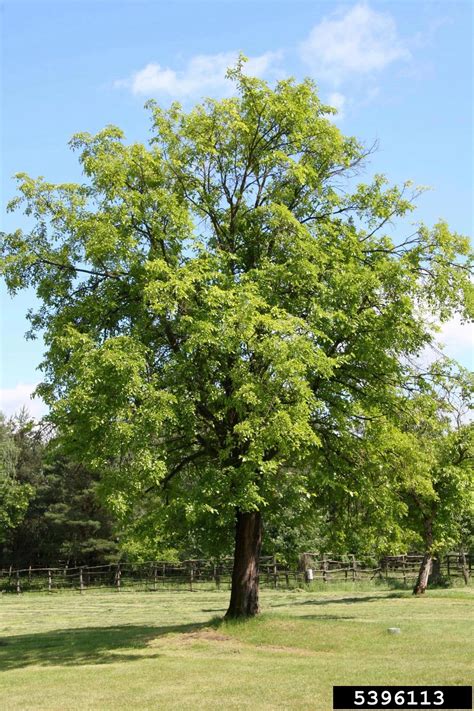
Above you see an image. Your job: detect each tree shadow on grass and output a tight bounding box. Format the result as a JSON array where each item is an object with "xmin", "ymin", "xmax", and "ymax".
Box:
[
  {"xmin": 270, "ymin": 592, "xmax": 408, "ymax": 609},
  {"xmin": 0, "ymin": 620, "xmax": 218, "ymax": 672},
  {"xmin": 299, "ymin": 592, "xmax": 407, "ymax": 606}
]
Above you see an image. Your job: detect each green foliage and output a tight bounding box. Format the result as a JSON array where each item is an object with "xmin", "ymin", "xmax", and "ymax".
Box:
[
  {"xmin": 38, "ymin": 453, "xmax": 119, "ymax": 565},
  {"xmin": 117, "ymin": 532, "xmax": 180, "ymax": 564},
  {"xmin": 1, "ymin": 62, "xmax": 472, "ymax": 555},
  {"xmin": 309, "ymin": 413, "xmax": 422, "ymax": 556},
  {"xmin": 398, "ymin": 387, "xmax": 474, "ymax": 555},
  {"xmin": 0, "ymin": 413, "xmax": 33, "ymax": 542},
  {"xmin": 0, "ymin": 412, "xmax": 118, "ymax": 566},
  {"xmin": 313, "ymin": 376, "xmax": 474, "ymax": 558}
]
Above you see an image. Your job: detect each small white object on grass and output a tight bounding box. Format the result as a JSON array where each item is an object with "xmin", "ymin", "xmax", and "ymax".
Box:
[{"xmin": 387, "ymin": 627, "xmax": 401, "ymax": 634}]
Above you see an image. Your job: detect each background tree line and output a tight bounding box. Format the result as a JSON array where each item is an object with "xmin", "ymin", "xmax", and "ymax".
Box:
[{"xmin": 0, "ymin": 410, "xmax": 117, "ymax": 567}]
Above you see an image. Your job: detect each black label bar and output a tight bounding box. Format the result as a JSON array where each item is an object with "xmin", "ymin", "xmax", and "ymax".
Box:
[{"xmin": 333, "ymin": 686, "xmax": 472, "ymax": 709}]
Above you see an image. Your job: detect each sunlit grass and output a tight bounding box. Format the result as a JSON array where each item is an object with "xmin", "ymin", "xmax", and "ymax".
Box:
[{"xmin": 0, "ymin": 587, "xmax": 471, "ymax": 710}]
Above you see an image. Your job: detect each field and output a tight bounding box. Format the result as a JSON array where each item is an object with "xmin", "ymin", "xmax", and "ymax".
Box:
[{"xmin": 0, "ymin": 586, "xmax": 472, "ymax": 710}]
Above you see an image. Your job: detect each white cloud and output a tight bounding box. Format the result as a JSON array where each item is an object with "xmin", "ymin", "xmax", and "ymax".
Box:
[
  {"xmin": 417, "ymin": 314, "xmax": 473, "ymax": 371},
  {"xmin": 328, "ymin": 91, "xmax": 346, "ymax": 120},
  {"xmin": 115, "ymin": 50, "xmax": 283, "ymax": 97},
  {"xmin": 436, "ymin": 315, "xmax": 473, "ymax": 366},
  {"xmin": 300, "ymin": 2, "xmax": 410, "ymax": 85},
  {"xmin": 410, "ymin": 16, "xmax": 451, "ymax": 51},
  {"xmin": 0, "ymin": 383, "xmax": 48, "ymax": 420}
]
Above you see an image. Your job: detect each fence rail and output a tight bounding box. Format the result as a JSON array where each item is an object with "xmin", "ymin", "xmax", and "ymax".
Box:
[{"xmin": 1, "ymin": 553, "xmax": 470, "ymax": 594}]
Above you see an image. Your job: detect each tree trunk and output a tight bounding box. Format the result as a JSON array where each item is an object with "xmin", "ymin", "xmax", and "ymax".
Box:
[
  {"xmin": 413, "ymin": 516, "xmax": 434, "ymax": 595},
  {"xmin": 225, "ymin": 510, "xmax": 262, "ymax": 618},
  {"xmin": 413, "ymin": 552, "xmax": 433, "ymax": 595},
  {"xmin": 460, "ymin": 551, "xmax": 469, "ymax": 585}
]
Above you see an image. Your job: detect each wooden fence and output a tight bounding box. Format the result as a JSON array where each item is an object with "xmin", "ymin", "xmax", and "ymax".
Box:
[
  {"xmin": 301, "ymin": 552, "xmax": 472, "ymax": 585},
  {"xmin": 0, "ymin": 553, "xmax": 470, "ymax": 594}
]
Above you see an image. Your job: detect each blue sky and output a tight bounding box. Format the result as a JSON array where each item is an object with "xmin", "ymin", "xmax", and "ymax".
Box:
[{"xmin": 1, "ymin": 0, "xmax": 472, "ymax": 417}]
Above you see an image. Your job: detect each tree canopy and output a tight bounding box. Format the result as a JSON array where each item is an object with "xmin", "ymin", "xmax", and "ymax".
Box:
[
  {"xmin": 1, "ymin": 62, "xmax": 472, "ymax": 614},
  {"xmin": 0, "ymin": 413, "xmax": 34, "ymax": 544}
]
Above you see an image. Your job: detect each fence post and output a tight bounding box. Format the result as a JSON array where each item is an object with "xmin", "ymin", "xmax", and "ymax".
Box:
[
  {"xmin": 116, "ymin": 564, "xmax": 121, "ymax": 592},
  {"xmin": 189, "ymin": 562, "xmax": 194, "ymax": 592},
  {"xmin": 153, "ymin": 565, "xmax": 157, "ymax": 591},
  {"xmin": 322, "ymin": 555, "xmax": 328, "ymax": 583},
  {"xmin": 48, "ymin": 568, "xmax": 52, "ymax": 592},
  {"xmin": 273, "ymin": 555, "xmax": 278, "ymax": 589},
  {"xmin": 351, "ymin": 555, "xmax": 357, "ymax": 582},
  {"xmin": 447, "ymin": 555, "xmax": 451, "ymax": 578},
  {"xmin": 402, "ymin": 555, "xmax": 407, "ymax": 585},
  {"xmin": 213, "ymin": 563, "xmax": 220, "ymax": 590},
  {"xmin": 28, "ymin": 565, "xmax": 32, "ymax": 584},
  {"xmin": 79, "ymin": 567, "xmax": 84, "ymax": 594},
  {"xmin": 16, "ymin": 570, "xmax": 21, "ymax": 594}
]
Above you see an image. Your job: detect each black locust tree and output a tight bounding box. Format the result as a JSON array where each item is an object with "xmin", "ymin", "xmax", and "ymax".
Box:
[{"xmin": 1, "ymin": 64, "xmax": 472, "ymax": 616}]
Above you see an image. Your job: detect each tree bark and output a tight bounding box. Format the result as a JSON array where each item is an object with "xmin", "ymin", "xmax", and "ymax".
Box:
[
  {"xmin": 413, "ymin": 517, "xmax": 433, "ymax": 595},
  {"xmin": 225, "ymin": 510, "xmax": 262, "ymax": 618},
  {"xmin": 413, "ymin": 552, "xmax": 433, "ymax": 595},
  {"xmin": 460, "ymin": 551, "xmax": 469, "ymax": 585}
]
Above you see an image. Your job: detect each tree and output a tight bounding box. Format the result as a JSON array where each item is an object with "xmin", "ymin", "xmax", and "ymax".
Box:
[
  {"xmin": 400, "ymin": 388, "xmax": 474, "ymax": 595},
  {"xmin": 309, "ymin": 375, "xmax": 473, "ymax": 590},
  {"xmin": 38, "ymin": 453, "xmax": 118, "ymax": 567},
  {"xmin": 1, "ymin": 447, "xmax": 118, "ymax": 569},
  {"xmin": 1, "ymin": 62, "xmax": 472, "ymax": 616},
  {"xmin": 309, "ymin": 415, "xmax": 420, "ymax": 559},
  {"xmin": 0, "ymin": 413, "xmax": 33, "ymax": 543},
  {"xmin": 0, "ymin": 412, "xmax": 117, "ymax": 567}
]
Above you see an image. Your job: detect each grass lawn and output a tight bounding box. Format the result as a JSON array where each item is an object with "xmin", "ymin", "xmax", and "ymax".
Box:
[{"xmin": 0, "ymin": 586, "xmax": 472, "ymax": 710}]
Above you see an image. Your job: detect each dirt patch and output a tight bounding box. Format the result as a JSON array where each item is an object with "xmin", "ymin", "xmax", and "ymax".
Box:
[
  {"xmin": 148, "ymin": 628, "xmax": 235, "ymax": 649},
  {"xmin": 184, "ymin": 630, "xmax": 233, "ymax": 643},
  {"xmin": 148, "ymin": 628, "xmax": 316, "ymax": 658},
  {"xmin": 183, "ymin": 631, "xmax": 315, "ymax": 656}
]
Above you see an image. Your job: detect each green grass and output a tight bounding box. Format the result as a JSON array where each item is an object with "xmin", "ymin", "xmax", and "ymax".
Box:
[{"xmin": 0, "ymin": 586, "xmax": 472, "ymax": 710}]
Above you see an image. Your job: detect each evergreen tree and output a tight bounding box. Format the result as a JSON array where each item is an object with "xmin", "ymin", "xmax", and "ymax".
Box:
[
  {"xmin": 0, "ymin": 413, "xmax": 33, "ymax": 544},
  {"xmin": 0, "ymin": 413, "xmax": 117, "ymax": 567}
]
